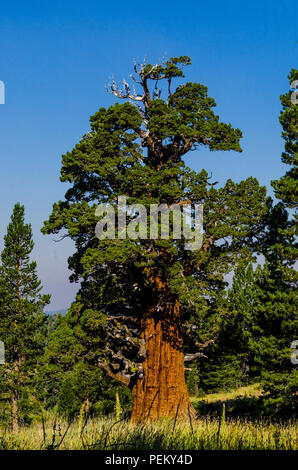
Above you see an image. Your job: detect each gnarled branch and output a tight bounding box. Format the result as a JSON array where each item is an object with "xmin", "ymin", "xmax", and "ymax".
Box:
[
  {"xmin": 98, "ymin": 361, "xmax": 131, "ymax": 386},
  {"xmin": 194, "ymin": 339, "xmax": 215, "ymax": 349},
  {"xmin": 107, "ymin": 78, "xmax": 144, "ymax": 102},
  {"xmin": 184, "ymin": 352, "xmax": 207, "ymax": 362}
]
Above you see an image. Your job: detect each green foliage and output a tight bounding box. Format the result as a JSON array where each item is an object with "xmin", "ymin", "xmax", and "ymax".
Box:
[
  {"xmin": 0, "ymin": 58, "xmax": 296, "ymax": 433},
  {"xmin": 272, "ymin": 69, "xmax": 298, "ymax": 208},
  {"xmin": 0, "ymin": 203, "xmax": 50, "ymax": 427},
  {"xmin": 198, "ymin": 67, "xmax": 297, "ymax": 414},
  {"xmin": 37, "ymin": 313, "xmax": 132, "ymax": 417},
  {"xmin": 262, "ymin": 68, "xmax": 298, "ymax": 414},
  {"xmin": 57, "ymin": 378, "xmax": 77, "ymax": 419},
  {"xmin": 41, "ymin": 56, "xmax": 268, "ymax": 395},
  {"xmin": 186, "ymin": 368, "xmax": 197, "ymax": 396},
  {"xmin": 216, "ymin": 258, "xmax": 297, "ymax": 415},
  {"xmin": 200, "ymin": 356, "xmax": 243, "ymax": 394}
]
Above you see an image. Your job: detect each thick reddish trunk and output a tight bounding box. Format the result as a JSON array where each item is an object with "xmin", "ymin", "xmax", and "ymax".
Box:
[{"xmin": 131, "ymin": 297, "xmax": 196, "ymax": 422}]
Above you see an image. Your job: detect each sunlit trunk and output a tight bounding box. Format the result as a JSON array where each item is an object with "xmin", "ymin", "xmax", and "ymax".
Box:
[{"xmin": 131, "ymin": 297, "xmax": 196, "ymax": 422}]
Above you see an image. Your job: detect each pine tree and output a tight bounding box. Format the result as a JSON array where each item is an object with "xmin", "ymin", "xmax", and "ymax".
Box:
[
  {"xmin": 225, "ymin": 255, "xmax": 297, "ymax": 415},
  {"xmin": 272, "ymin": 69, "xmax": 298, "ymax": 209},
  {"xmin": 37, "ymin": 313, "xmax": 132, "ymax": 417},
  {"xmin": 217, "ymin": 69, "xmax": 298, "ymax": 414},
  {"xmin": 260, "ymin": 68, "xmax": 298, "ymax": 414},
  {"xmin": 0, "ymin": 203, "xmax": 50, "ymax": 429},
  {"xmin": 251, "ymin": 259, "xmax": 297, "ymax": 415},
  {"xmin": 196, "ymin": 264, "xmax": 255, "ymax": 394},
  {"xmin": 42, "ymin": 56, "xmax": 268, "ymax": 421}
]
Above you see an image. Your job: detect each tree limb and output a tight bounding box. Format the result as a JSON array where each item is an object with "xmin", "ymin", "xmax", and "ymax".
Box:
[
  {"xmin": 184, "ymin": 352, "xmax": 207, "ymax": 362},
  {"xmin": 98, "ymin": 361, "xmax": 131, "ymax": 386},
  {"xmin": 194, "ymin": 339, "xmax": 215, "ymax": 349},
  {"xmin": 107, "ymin": 78, "xmax": 144, "ymax": 102}
]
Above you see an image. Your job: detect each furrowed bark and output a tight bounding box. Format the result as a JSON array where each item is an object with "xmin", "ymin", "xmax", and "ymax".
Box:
[{"xmin": 131, "ymin": 295, "xmax": 196, "ymax": 422}]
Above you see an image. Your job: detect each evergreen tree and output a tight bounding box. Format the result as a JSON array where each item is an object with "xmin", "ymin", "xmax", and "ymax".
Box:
[
  {"xmin": 204, "ymin": 246, "xmax": 297, "ymax": 416},
  {"xmin": 250, "ymin": 259, "xmax": 297, "ymax": 415},
  {"xmin": 272, "ymin": 69, "xmax": 298, "ymax": 209},
  {"xmin": 42, "ymin": 56, "xmax": 268, "ymax": 421},
  {"xmin": 226, "ymin": 256, "xmax": 297, "ymax": 415},
  {"xmin": 212, "ymin": 70, "xmax": 298, "ymax": 413},
  {"xmin": 212, "ymin": 69, "xmax": 298, "ymax": 413},
  {"xmin": 36, "ymin": 313, "xmax": 131, "ymax": 417},
  {"xmin": 196, "ymin": 265, "xmax": 254, "ymax": 394},
  {"xmin": 260, "ymin": 68, "xmax": 298, "ymax": 413},
  {"xmin": 0, "ymin": 203, "xmax": 50, "ymax": 429}
]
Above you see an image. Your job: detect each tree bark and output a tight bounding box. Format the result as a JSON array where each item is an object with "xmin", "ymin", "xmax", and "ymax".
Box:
[
  {"xmin": 11, "ymin": 391, "xmax": 18, "ymax": 432},
  {"xmin": 131, "ymin": 297, "xmax": 196, "ymax": 422}
]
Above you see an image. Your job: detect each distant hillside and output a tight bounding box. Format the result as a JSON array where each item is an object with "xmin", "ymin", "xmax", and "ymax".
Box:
[{"xmin": 45, "ymin": 308, "xmax": 68, "ymax": 316}]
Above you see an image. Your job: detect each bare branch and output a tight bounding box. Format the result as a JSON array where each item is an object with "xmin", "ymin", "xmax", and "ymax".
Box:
[
  {"xmin": 184, "ymin": 352, "xmax": 207, "ymax": 362},
  {"xmin": 167, "ymin": 78, "xmax": 172, "ymax": 104},
  {"xmin": 52, "ymin": 234, "xmax": 69, "ymax": 242},
  {"xmin": 107, "ymin": 78, "xmax": 145, "ymax": 102},
  {"xmin": 130, "ymin": 73, "xmax": 142, "ymax": 85},
  {"xmin": 194, "ymin": 339, "xmax": 215, "ymax": 349},
  {"xmin": 153, "ymin": 80, "xmax": 162, "ymax": 100},
  {"xmin": 98, "ymin": 361, "xmax": 131, "ymax": 386}
]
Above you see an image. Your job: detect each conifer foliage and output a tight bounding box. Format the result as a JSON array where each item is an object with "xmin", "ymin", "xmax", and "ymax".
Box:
[
  {"xmin": 0, "ymin": 203, "xmax": 50, "ymax": 429},
  {"xmin": 42, "ymin": 56, "xmax": 268, "ymax": 421},
  {"xmin": 262, "ymin": 69, "xmax": 298, "ymax": 412},
  {"xmin": 198, "ymin": 69, "xmax": 298, "ymax": 414}
]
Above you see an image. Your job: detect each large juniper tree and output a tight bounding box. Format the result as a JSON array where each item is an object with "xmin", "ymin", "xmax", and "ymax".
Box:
[
  {"xmin": 0, "ymin": 203, "xmax": 50, "ymax": 429},
  {"xmin": 42, "ymin": 57, "xmax": 267, "ymax": 421}
]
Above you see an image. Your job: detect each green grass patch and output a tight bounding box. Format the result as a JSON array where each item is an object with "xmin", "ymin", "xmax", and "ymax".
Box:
[{"xmin": 191, "ymin": 383, "xmax": 263, "ymax": 404}]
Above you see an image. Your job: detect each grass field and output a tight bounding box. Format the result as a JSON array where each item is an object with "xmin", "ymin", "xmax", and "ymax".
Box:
[
  {"xmin": 1, "ymin": 414, "xmax": 297, "ymax": 450},
  {"xmin": 0, "ymin": 385, "xmax": 297, "ymax": 450},
  {"xmin": 191, "ymin": 383, "xmax": 263, "ymax": 404}
]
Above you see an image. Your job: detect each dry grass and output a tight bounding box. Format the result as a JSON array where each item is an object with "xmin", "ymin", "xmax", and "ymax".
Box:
[
  {"xmin": 0, "ymin": 409, "xmax": 297, "ymax": 451},
  {"xmin": 191, "ymin": 383, "xmax": 263, "ymax": 404}
]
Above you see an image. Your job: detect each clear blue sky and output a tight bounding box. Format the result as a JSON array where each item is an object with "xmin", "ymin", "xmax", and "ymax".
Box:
[{"xmin": 0, "ymin": 0, "xmax": 297, "ymax": 310}]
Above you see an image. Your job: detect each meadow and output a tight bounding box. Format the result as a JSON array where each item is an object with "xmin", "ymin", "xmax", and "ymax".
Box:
[{"xmin": 1, "ymin": 386, "xmax": 297, "ymax": 451}]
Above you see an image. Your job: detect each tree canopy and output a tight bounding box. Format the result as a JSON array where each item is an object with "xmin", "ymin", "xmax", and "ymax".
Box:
[{"xmin": 41, "ymin": 56, "xmax": 269, "ymax": 421}]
